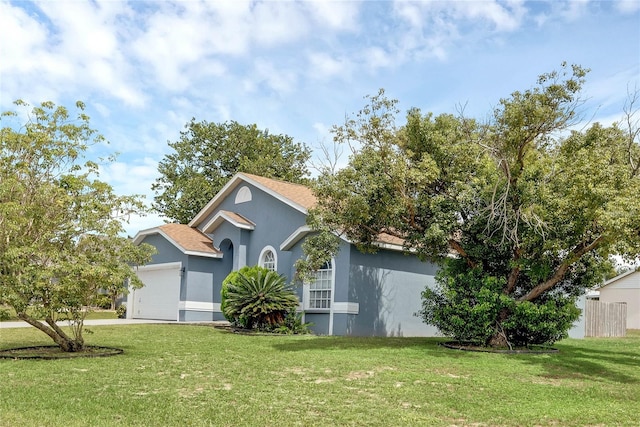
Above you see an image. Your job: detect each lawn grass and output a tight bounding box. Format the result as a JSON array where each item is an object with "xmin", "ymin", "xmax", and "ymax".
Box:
[
  {"xmin": 1, "ymin": 325, "xmax": 638, "ymax": 427},
  {"xmin": 0, "ymin": 305, "xmax": 118, "ymax": 321}
]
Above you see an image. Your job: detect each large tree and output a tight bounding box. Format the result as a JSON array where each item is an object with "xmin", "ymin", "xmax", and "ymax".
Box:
[
  {"xmin": 0, "ymin": 100, "xmax": 155, "ymax": 352},
  {"xmin": 153, "ymin": 120, "xmax": 311, "ymax": 223},
  {"xmin": 305, "ymin": 65, "xmax": 640, "ymax": 347}
]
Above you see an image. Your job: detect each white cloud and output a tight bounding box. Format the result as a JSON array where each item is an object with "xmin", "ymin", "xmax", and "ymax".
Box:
[
  {"xmin": 305, "ymin": 0, "xmax": 360, "ymax": 31},
  {"xmin": 252, "ymin": 58, "xmax": 299, "ymax": 93},
  {"xmin": 363, "ymin": 47, "xmax": 394, "ymax": 70},
  {"xmin": 615, "ymin": 0, "xmax": 640, "ymax": 13},
  {"xmin": 307, "ymin": 52, "xmax": 350, "ymax": 80}
]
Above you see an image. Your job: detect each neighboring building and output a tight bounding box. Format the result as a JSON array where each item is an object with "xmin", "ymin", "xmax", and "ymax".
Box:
[
  {"xmin": 598, "ymin": 270, "xmax": 640, "ymax": 329},
  {"xmin": 130, "ymin": 172, "xmax": 585, "ymax": 338}
]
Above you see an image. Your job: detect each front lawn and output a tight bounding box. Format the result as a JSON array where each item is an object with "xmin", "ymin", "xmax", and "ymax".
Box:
[
  {"xmin": 0, "ymin": 305, "xmax": 118, "ymax": 322},
  {"xmin": 1, "ymin": 325, "xmax": 638, "ymax": 426}
]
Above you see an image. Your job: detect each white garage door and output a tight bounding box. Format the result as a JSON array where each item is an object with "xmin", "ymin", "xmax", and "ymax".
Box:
[{"xmin": 131, "ymin": 262, "xmax": 181, "ymax": 320}]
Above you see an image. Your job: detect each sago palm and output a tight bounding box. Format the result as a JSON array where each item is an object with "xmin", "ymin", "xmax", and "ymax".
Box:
[{"xmin": 223, "ymin": 269, "xmax": 299, "ymax": 329}]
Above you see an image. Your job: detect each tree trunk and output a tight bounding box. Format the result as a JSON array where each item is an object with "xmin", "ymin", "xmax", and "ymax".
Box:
[
  {"xmin": 17, "ymin": 312, "xmax": 84, "ymax": 352},
  {"xmin": 486, "ymin": 309, "xmax": 511, "ymax": 348}
]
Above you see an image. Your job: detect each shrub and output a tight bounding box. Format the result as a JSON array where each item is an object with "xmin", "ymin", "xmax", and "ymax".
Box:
[
  {"xmin": 223, "ymin": 268, "xmax": 299, "ymax": 330},
  {"xmin": 94, "ymin": 294, "xmax": 112, "ymax": 310},
  {"xmin": 221, "ymin": 265, "xmax": 271, "ymax": 326},
  {"xmin": 0, "ymin": 307, "xmax": 11, "ymax": 321},
  {"xmin": 269, "ymin": 310, "xmax": 313, "ymax": 334},
  {"xmin": 116, "ymin": 304, "xmax": 126, "ymax": 319},
  {"xmin": 418, "ymin": 260, "xmax": 581, "ymax": 347}
]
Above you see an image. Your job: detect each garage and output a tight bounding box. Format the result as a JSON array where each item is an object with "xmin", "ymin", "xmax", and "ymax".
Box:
[{"xmin": 130, "ymin": 262, "xmax": 182, "ymax": 321}]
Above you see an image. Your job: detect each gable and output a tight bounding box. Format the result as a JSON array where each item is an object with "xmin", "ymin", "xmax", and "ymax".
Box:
[{"xmin": 189, "ymin": 173, "xmax": 316, "ymax": 228}]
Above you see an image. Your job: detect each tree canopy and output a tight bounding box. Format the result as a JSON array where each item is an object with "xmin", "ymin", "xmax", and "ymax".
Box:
[
  {"xmin": 0, "ymin": 100, "xmax": 155, "ymax": 352},
  {"xmin": 306, "ymin": 64, "xmax": 640, "ymax": 347},
  {"xmin": 153, "ymin": 120, "xmax": 311, "ymax": 223}
]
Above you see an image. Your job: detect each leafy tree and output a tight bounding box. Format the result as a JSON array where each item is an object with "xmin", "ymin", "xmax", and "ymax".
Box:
[
  {"xmin": 0, "ymin": 100, "xmax": 155, "ymax": 352},
  {"xmin": 153, "ymin": 120, "xmax": 311, "ymax": 223},
  {"xmin": 304, "ymin": 65, "xmax": 640, "ymax": 347},
  {"xmin": 222, "ymin": 267, "xmax": 299, "ymax": 330}
]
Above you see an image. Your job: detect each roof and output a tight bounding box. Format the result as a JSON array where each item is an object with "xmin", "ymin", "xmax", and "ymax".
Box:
[
  {"xmin": 241, "ymin": 173, "xmax": 317, "ymax": 210},
  {"xmin": 201, "ymin": 210, "xmax": 256, "ymax": 234},
  {"xmin": 189, "ymin": 173, "xmax": 316, "ymax": 227},
  {"xmin": 133, "ymin": 223, "xmax": 222, "ymax": 258},
  {"xmin": 598, "ymin": 268, "xmax": 640, "ymax": 289}
]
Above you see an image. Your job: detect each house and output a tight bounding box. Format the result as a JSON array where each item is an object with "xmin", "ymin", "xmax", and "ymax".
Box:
[
  {"xmin": 130, "ymin": 172, "xmax": 585, "ymax": 338},
  {"xmin": 598, "ymin": 269, "xmax": 640, "ymax": 329},
  {"xmin": 130, "ymin": 173, "xmax": 440, "ymax": 337}
]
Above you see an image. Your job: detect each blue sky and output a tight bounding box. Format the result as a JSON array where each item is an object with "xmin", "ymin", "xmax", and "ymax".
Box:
[{"xmin": 1, "ymin": 0, "xmax": 639, "ymax": 236}]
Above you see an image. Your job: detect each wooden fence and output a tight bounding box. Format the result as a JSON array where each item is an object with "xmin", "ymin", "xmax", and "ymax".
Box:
[{"xmin": 584, "ymin": 300, "xmax": 627, "ymax": 337}]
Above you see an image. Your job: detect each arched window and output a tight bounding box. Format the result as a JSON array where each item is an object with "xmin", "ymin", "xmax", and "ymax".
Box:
[
  {"xmin": 308, "ymin": 260, "xmax": 333, "ymax": 309},
  {"xmin": 259, "ymin": 246, "xmax": 277, "ymax": 271},
  {"xmin": 235, "ymin": 186, "xmax": 252, "ymax": 204}
]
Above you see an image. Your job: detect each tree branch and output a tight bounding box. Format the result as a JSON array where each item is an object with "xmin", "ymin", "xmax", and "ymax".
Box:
[
  {"xmin": 448, "ymin": 239, "xmax": 477, "ymax": 268},
  {"xmin": 518, "ymin": 236, "xmax": 604, "ymax": 302}
]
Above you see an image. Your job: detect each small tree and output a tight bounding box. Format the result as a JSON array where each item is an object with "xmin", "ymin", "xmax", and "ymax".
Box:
[
  {"xmin": 222, "ymin": 267, "xmax": 299, "ymax": 330},
  {"xmin": 0, "ymin": 100, "xmax": 155, "ymax": 352}
]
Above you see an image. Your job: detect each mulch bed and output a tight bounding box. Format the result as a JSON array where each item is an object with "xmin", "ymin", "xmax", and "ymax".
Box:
[
  {"xmin": 0, "ymin": 345, "xmax": 123, "ymax": 360},
  {"xmin": 441, "ymin": 341, "xmax": 558, "ymax": 354}
]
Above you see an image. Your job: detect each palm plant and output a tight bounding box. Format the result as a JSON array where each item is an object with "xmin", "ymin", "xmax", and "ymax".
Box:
[{"xmin": 222, "ymin": 268, "xmax": 299, "ymax": 330}]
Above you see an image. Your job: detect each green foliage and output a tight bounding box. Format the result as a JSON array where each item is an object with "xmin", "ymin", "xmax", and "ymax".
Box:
[
  {"xmin": 419, "ymin": 259, "xmax": 581, "ymax": 346},
  {"xmin": 0, "ymin": 307, "xmax": 10, "ymax": 321},
  {"xmin": 94, "ymin": 295, "xmax": 112, "ymax": 310},
  {"xmin": 419, "ymin": 262, "xmax": 509, "ymax": 343},
  {"xmin": 0, "ymin": 100, "xmax": 156, "ymax": 351},
  {"xmin": 222, "ymin": 267, "xmax": 299, "ymax": 330},
  {"xmin": 116, "ymin": 304, "xmax": 127, "ymax": 319},
  {"xmin": 220, "ymin": 265, "xmax": 266, "ymax": 325},
  {"xmin": 306, "ymin": 64, "xmax": 640, "ymax": 347},
  {"xmin": 152, "ymin": 120, "xmax": 311, "ymax": 223},
  {"xmin": 268, "ymin": 310, "xmax": 313, "ymax": 334},
  {"xmin": 502, "ymin": 299, "xmax": 581, "ymax": 347}
]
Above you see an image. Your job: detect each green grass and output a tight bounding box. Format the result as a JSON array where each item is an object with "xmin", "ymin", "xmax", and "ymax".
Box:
[
  {"xmin": 0, "ymin": 305, "xmax": 118, "ymax": 321},
  {"xmin": 1, "ymin": 326, "xmax": 638, "ymax": 427}
]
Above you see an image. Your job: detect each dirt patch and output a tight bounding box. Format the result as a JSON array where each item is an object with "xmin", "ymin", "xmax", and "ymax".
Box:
[{"xmin": 0, "ymin": 345, "xmax": 124, "ymax": 359}]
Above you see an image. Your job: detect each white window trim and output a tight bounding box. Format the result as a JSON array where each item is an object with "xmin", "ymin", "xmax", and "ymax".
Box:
[
  {"xmin": 258, "ymin": 245, "xmax": 278, "ymax": 271},
  {"xmin": 303, "ymin": 258, "xmax": 336, "ymax": 334},
  {"xmin": 303, "ymin": 258, "xmax": 335, "ymax": 311}
]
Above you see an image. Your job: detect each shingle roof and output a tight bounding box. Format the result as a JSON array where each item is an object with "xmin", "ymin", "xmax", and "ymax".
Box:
[
  {"xmin": 241, "ymin": 173, "xmax": 317, "ymax": 210},
  {"xmin": 218, "ymin": 210, "xmax": 255, "ymax": 227},
  {"xmin": 158, "ymin": 223, "xmax": 221, "ymax": 256}
]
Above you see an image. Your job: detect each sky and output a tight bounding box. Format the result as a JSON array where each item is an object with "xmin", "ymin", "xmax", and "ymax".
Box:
[{"xmin": 1, "ymin": 0, "xmax": 639, "ymax": 236}]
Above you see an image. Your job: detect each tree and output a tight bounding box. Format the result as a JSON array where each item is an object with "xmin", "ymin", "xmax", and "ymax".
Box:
[
  {"xmin": 0, "ymin": 100, "xmax": 156, "ymax": 352},
  {"xmin": 305, "ymin": 65, "xmax": 640, "ymax": 347},
  {"xmin": 153, "ymin": 120, "xmax": 311, "ymax": 223}
]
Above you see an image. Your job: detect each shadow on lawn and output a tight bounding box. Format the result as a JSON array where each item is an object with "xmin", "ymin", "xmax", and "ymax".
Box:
[
  {"xmin": 272, "ymin": 335, "xmax": 465, "ymax": 357},
  {"xmin": 272, "ymin": 335, "xmax": 640, "ymax": 384},
  {"xmin": 518, "ymin": 341, "xmax": 640, "ymax": 384}
]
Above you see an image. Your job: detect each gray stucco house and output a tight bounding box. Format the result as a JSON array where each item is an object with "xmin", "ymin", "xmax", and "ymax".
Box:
[
  {"xmin": 131, "ymin": 172, "xmax": 586, "ymax": 338},
  {"xmin": 130, "ymin": 172, "xmax": 440, "ymax": 336}
]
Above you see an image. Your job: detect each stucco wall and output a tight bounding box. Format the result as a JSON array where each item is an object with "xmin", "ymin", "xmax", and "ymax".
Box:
[{"xmin": 344, "ymin": 247, "xmax": 440, "ymax": 337}]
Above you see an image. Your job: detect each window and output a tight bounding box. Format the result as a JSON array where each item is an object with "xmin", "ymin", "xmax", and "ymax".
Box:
[
  {"xmin": 308, "ymin": 261, "xmax": 332, "ymax": 309},
  {"xmin": 235, "ymin": 186, "xmax": 252, "ymax": 204},
  {"xmin": 259, "ymin": 246, "xmax": 277, "ymax": 271}
]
